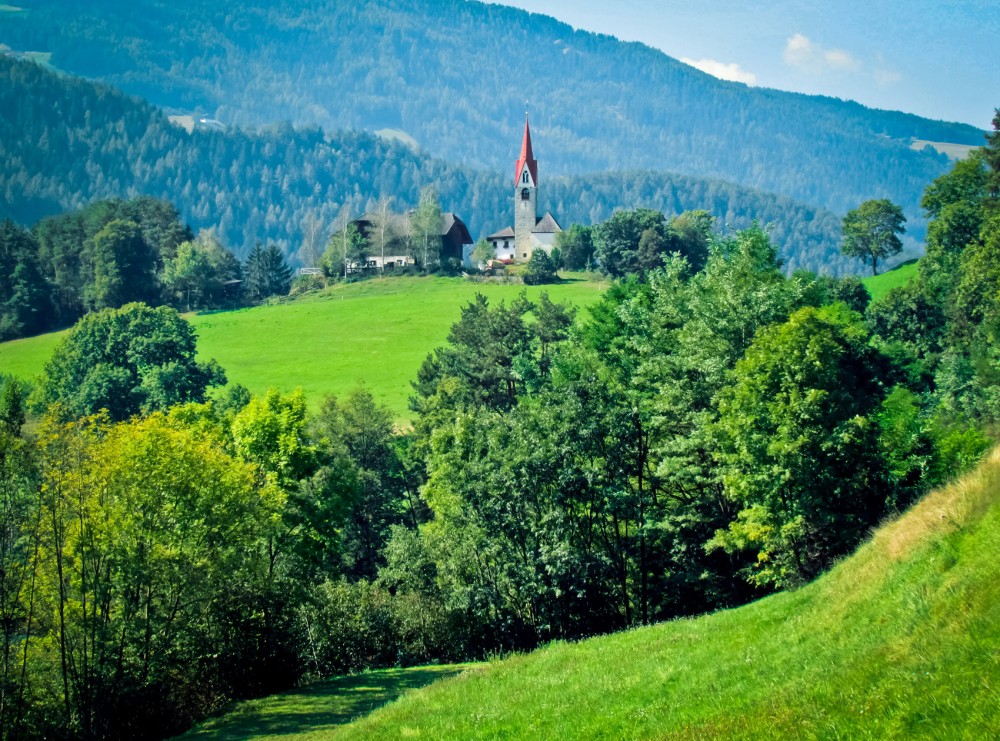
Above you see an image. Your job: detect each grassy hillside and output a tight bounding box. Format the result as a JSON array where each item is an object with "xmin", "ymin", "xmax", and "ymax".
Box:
[
  {"xmin": 322, "ymin": 446, "xmax": 1000, "ymax": 738},
  {"xmin": 0, "ymin": 275, "xmax": 607, "ymax": 419},
  {"xmin": 863, "ymin": 259, "xmax": 920, "ymax": 302},
  {"xmin": 181, "ymin": 665, "xmax": 472, "ymax": 740}
]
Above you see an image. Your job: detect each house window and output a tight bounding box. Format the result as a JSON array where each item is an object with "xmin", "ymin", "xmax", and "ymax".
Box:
[{"xmin": 521, "ymin": 188, "xmax": 530, "ymax": 200}]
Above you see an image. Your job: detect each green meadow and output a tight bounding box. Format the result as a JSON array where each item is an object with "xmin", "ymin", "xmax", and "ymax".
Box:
[
  {"xmin": 0, "ymin": 274, "xmax": 607, "ymax": 419},
  {"xmin": 862, "ymin": 258, "xmax": 919, "ymax": 302},
  {"xmin": 190, "ymin": 445, "xmax": 1000, "ymax": 739}
]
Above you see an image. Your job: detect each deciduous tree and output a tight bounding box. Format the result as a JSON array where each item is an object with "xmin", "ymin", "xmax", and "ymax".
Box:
[
  {"xmin": 712, "ymin": 304, "xmax": 891, "ymax": 587},
  {"xmin": 841, "ymin": 199, "xmax": 906, "ymax": 275},
  {"xmin": 32, "ymin": 303, "xmax": 225, "ymax": 421}
]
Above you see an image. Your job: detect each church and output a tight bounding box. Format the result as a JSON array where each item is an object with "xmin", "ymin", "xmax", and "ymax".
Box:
[{"xmin": 486, "ymin": 115, "xmax": 562, "ymax": 262}]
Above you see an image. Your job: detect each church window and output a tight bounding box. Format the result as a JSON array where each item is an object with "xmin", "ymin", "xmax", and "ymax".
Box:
[
  {"xmin": 521, "ymin": 188, "xmax": 530, "ymax": 200},
  {"xmin": 522, "ymin": 170, "xmax": 529, "ymax": 184}
]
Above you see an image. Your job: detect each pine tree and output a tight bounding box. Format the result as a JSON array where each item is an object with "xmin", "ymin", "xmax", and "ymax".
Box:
[{"xmin": 244, "ymin": 243, "xmax": 293, "ymax": 301}]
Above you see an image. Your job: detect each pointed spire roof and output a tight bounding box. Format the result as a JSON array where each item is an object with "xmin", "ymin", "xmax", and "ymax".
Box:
[{"xmin": 514, "ymin": 114, "xmax": 538, "ymax": 186}]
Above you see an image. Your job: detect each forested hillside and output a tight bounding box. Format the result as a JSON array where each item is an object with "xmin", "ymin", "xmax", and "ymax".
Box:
[
  {"xmin": 1, "ymin": 112, "xmax": 997, "ymax": 741},
  {"xmin": 0, "ymin": 0, "xmax": 984, "ymax": 220},
  {"xmin": 0, "ymin": 57, "xmax": 852, "ymax": 273}
]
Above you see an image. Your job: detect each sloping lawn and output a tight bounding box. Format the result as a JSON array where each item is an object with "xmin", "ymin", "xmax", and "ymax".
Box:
[{"xmin": 180, "ymin": 665, "xmax": 474, "ymax": 740}]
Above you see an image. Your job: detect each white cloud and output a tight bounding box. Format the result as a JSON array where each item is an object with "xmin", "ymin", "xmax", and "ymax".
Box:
[
  {"xmin": 823, "ymin": 48, "xmax": 861, "ymax": 72},
  {"xmin": 784, "ymin": 33, "xmax": 861, "ymax": 74},
  {"xmin": 874, "ymin": 67, "xmax": 902, "ymax": 87},
  {"xmin": 783, "ymin": 33, "xmax": 814, "ymax": 68},
  {"xmin": 680, "ymin": 57, "xmax": 757, "ymax": 86}
]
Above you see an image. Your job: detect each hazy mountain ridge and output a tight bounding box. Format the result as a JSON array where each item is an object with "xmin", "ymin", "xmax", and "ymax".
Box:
[
  {"xmin": 0, "ymin": 56, "xmax": 854, "ymax": 274},
  {"xmin": 0, "ymin": 0, "xmax": 985, "ymax": 222}
]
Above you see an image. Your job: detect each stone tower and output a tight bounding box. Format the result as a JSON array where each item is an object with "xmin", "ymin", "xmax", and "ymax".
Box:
[{"xmin": 513, "ymin": 114, "xmax": 538, "ymax": 261}]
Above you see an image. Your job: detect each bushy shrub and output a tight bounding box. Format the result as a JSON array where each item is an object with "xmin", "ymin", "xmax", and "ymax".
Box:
[{"xmin": 523, "ymin": 250, "xmax": 558, "ymax": 285}]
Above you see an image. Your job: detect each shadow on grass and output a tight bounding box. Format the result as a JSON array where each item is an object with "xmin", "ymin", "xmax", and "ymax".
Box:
[{"xmin": 183, "ymin": 665, "xmax": 471, "ymax": 740}]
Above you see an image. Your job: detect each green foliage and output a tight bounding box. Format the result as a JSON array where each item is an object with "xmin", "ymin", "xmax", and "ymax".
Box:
[
  {"xmin": 522, "ymin": 249, "xmax": 558, "ymax": 285},
  {"xmin": 592, "ymin": 208, "xmax": 666, "ymax": 277},
  {"xmin": 921, "ymin": 152, "xmax": 988, "ymax": 219},
  {"xmin": 32, "ymin": 303, "xmax": 226, "ymax": 421},
  {"xmin": 841, "ymin": 198, "xmax": 907, "ymax": 275},
  {"xmin": 0, "ymin": 405, "xmax": 36, "ymax": 739},
  {"xmin": 411, "ymin": 187, "xmax": 443, "ymax": 271},
  {"xmin": 0, "ymin": 220, "xmax": 53, "ymax": 340},
  {"xmin": 592, "ymin": 209, "xmax": 718, "ymax": 279},
  {"xmin": 28, "ymin": 412, "xmax": 270, "ymax": 738},
  {"xmin": 470, "ymin": 238, "xmax": 494, "ymax": 267},
  {"xmin": 413, "ymin": 293, "xmax": 536, "ymax": 412},
  {"xmin": 985, "ymin": 108, "xmax": 1000, "ymax": 200},
  {"xmin": 84, "ymin": 218, "xmax": 159, "ymax": 310},
  {"xmin": 322, "ymin": 221, "xmax": 366, "ymax": 279},
  {"xmin": 0, "ymin": 377, "xmax": 26, "ymax": 434},
  {"xmin": 713, "ymin": 304, "xmax": 892, "ymax": 587},
  {"xmin": 866, "ymin": 282, "xmax": 947, "ymax": 380},
  {"xmin": 554, "ymin": 224, "xmax": 594, "ymax": 271},
  {"xmin": 668, "ymin": 209, "xmax": 713, "ymax": 273},
  {"xmin": 232, "ymin": 388, "xmax": 317, "ymax": 490},
  {"xmin": 162, "ymin": 234, "xmax": 237, "ymax": 310},
  {"xmin": 32, "ymin": 196, "xmax": 192, "ymax": 325},
  {"xmin": 244, "ymin": 243, "xmax": 294, "ymax": 301},
  {"xmin": 310, "ymin": 389, "xmax": 412, "ymax": 580}
]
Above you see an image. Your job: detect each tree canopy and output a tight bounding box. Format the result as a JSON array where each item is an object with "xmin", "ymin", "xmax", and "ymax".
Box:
[
  {"xmin": 841, "ymin": 199, "xmax": 907, "ymax": 275},
  {"xmin": 32, "ymin": 303, "xmax": 226, "ymax": 421}
]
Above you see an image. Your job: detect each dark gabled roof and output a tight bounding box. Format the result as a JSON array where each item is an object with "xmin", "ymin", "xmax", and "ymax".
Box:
[
  {"xmin": 442, "ymin": 213, "xmax": 474, "ymax": 245},
  {"xmin": 487, "ymin": 226, "xmax": 515, "ymax": 240},
  {"xmin": 532, "ymin": 212, "xmax": 562, "ymax": 233}
]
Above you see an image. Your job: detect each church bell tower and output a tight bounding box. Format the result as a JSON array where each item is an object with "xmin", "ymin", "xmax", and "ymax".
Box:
[{"xmin": 513, "ymin": 114, "xmax": 538, "ymax": 261}]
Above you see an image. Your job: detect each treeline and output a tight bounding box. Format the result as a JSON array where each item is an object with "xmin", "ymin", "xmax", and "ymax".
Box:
[
  {"xmin": 2, "ymin": 122, "xmax": 998, "ymax": 738},
  {"xmin": 0, "ymin": 197, "xmax": 300, "ymax": 339},
  {"xmin": 0, "ymin": 56, "xmax": 855, "ymax": 275},
  {"xmin": 0, "ymin": 0, "xmax": 981, "ymax": 218}
]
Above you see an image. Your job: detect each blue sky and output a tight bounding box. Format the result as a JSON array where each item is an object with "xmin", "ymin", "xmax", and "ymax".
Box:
[{"xmin": 498, "ymin": 0, "xmax": 998, "ymax": 129}]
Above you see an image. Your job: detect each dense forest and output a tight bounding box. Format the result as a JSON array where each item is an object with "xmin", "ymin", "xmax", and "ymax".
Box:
[
  {"xmin": 0, "ymin": 56, "xmax": 855, "ymax": 274},
  {"xmin": 1, "ymin": 115, "xmax": 998, "ymax": 738},
  {"xmin": 0, "ymin": 0, "xmax": 982, "ymax": 222}
]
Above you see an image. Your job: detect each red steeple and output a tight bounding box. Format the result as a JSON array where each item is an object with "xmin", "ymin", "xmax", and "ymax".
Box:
[{"xmin": 514, "ymin": 114, "xmax": 538, "ymax": 186}]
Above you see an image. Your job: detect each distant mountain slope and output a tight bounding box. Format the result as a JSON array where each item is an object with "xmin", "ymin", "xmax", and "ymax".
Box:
[
  {"xmin": 0, "ymin": 57, "xmax": 854, "ymax": 273},
  {"xmin": 0, "ymin": 0, "xmax": 985, "ymax": 221}
]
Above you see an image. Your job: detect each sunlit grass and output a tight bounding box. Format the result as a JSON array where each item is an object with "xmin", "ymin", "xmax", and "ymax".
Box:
[
  {"xmin": 0, "ymin": 274, "xmax": 607, "ymax": 419},
  {"xmin": 0, "ymin": 330, "xmax": 64, "ymax": 381},
  {"xmin": 863, "ymin": 258, "xmax": 919, "ymax": 302}
]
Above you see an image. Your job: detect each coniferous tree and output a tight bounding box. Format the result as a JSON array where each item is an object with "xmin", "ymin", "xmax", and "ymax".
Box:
[{"xmin": 244, "ymin": 243, "xmax": 293, "ymax": 301}]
